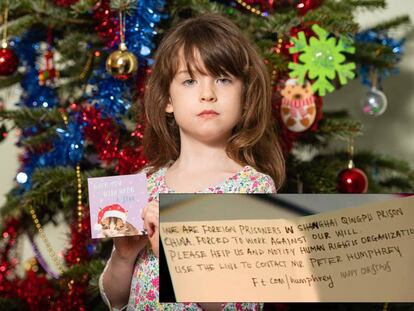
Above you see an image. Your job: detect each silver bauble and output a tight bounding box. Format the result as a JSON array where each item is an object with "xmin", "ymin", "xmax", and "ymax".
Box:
[{"xmin": 361, "ymin": 87, "xmax": 387, "ymax": 117}]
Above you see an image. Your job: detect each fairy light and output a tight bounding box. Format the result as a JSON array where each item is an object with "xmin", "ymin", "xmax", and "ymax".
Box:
[
  {"xmin": 271, "ymin": 36, "xmax": 283, "ymax": 86},
  {"xmin": 27, "ymin": 112, "xmax": 79, "ymax": 275},
  {"xmin": 29, "ymin": 206, "xmax": 65, "ymax": 274},
  {"xmin": 234, "ymin": 0, "xmax": 268, "ymax": 17},
  {"xmin": 76, "ymin": 163, "xmax": 83, "ymax": 232},
  {"xmin": 275, "ymin": 37, "xmax": 283, "ymax": 54},
  {"xmin": 271, "ymin": 69, "xmax": 277, "ymax": 86}
]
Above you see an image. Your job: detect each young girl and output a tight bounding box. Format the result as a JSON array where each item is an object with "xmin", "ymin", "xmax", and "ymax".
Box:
[{"xmin": 99, "ymin": 13, "xmax": 285, "ymax": 311}]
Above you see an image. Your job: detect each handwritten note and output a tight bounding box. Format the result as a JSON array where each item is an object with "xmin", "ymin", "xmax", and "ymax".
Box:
[{"xmin": 160, "ymin": 196, "xmax": 414, "ymax": 302}]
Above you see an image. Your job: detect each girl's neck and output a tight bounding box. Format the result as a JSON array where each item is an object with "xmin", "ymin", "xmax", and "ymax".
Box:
[
  {"xmin": 171, "ymin": 135, "xmax": 242, "ymax": 173},
  {"xmin": 164, "ymin": 135, "xmax": 245, "ymax": 192}
]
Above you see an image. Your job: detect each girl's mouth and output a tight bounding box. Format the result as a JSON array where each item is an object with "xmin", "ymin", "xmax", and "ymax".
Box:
[{"xmin": 198, "ymin": 109, "xmax": 219, "ymax": 117}]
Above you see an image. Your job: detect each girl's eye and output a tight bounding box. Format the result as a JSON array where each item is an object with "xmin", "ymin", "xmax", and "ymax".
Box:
[
  {"xmin": 217, "ymin": 78, "xmax": 231, "ymax": 85},
  {"xmin": 183, "ymin": 79, "xmax": 196, "ymax": 86}
]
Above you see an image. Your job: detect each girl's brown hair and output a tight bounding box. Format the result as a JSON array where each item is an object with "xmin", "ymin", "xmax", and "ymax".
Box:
[{"xmin": 143, "ymin": 13, "xmax": 285, "ymax": 189}]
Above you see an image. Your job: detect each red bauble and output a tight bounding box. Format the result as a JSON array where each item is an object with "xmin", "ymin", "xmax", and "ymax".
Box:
[
  {"xmin": 337, "ymin": 168, "xmax": 368, "ymax": 193},
  {"xmin": 0, "ymin": 48, "xmax": 19, "ymax": 76}
]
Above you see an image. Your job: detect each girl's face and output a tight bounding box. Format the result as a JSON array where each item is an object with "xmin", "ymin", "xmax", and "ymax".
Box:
[{"xmin": 167, "ymin": 50, "xmax": 243, "ymax": 145}]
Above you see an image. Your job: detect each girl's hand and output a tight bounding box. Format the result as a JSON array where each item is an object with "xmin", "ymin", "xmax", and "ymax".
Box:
[
  {"xmin": 113, "ymin": 235, "xmax": 149, "ymax": 264},
  {"xmin": 141, "ymin": 200, "xmax": 159, "ymax": 258}
]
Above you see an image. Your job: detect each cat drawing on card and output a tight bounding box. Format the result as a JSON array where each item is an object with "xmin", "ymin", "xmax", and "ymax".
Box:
[
  {"xmin": 95, "ymin": 204, "xmax": 140, "ymax": 238},
  {"xmin": 99, "ymin": 216, "xmax": 140, "ymax": 238}
]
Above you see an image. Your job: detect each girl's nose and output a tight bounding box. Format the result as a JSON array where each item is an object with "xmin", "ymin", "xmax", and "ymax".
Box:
[
  {"xmin": 200, "ymin": 82, "xmax": 217, "ymax": 103},
  {"xmin": 201, "ymin": 94, "xmax": 217, "ymax": 102}
]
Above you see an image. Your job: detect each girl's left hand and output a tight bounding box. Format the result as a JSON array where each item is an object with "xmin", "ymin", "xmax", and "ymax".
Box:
[{"xmin": 141, "ymin": 200, "xmax": 159, "ymax": 258}]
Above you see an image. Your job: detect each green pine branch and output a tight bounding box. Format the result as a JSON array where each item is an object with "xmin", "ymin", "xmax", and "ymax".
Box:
[
  {"xmin": 70, "ymin": 0, "xmax": 96, "ymax": 16},
  {"xmin": 110, "ymin": 0, "xmax": 137, "ymax": 13},
  {"xmin": 354, "ymin": 151, "xmax": 414, "ymax": 192},
  {"xmin": 317, "ymin": 118, "xmax": 363, "ymax": 140},
  {"xmin": 305, "ymin": 2, "xmax": 359, "ymax": 34},
  {"xmin": 260, "ymin": 11, "xmax": 300, "ymax": 36},
  {"xmin": 0, "ymin": 167, "xmax": 109, "ymax": 220},
  {"xmin": 354, "ymin": 151, "xmax": 413, "ymax": 173},
  {"xmin": 19, "ymin": 126, "xmax": 58, "ymax": 151},
  {"xmin": 349, "ymin": 0, "xmax": 386, "ymax": 9},
  {"xmin": 56, "ymin": 31, "xmax": 102, "ymax": 61},
  {"xmin": 0, "ymin": 15, "xmax": 37, "ymax": 38},
  {"xmin": 380, "ymin": 177, "xmax": 413, "ymax": 190},
  {"xmin": 1, "ymin": 1, "xmax": 92, "ymax": 38},
  {"xmin": 289, "ymin": 112, "xmax": 363, "ymax": 152},
  {"xmin": 61, "ymin": 259, "xmax": 105, "ymax": 282},
  {"xmin": 353, "ymin": 41, "xmax": 400, "ymax": 69},
  {"xmin": 0, "ymin": 298, "xmax": 26, "ymax": 311},
  {"xmin": 283, "ymin": 150, "xmax": 414, "ymax": 193},
  {"xmin": 369, "ymin": 15, "xmax": 411, "ymax": 32},
  {"xmin": 0, "ymin": 108, "xmax": 63, "ymax": 130},
  {"xmin": 22, "ymin": 166, "xmax": 78, "ymax": 216},
  {"xmin": 0, "ymin": 73, "xmax": 23, "ymax": 89}
]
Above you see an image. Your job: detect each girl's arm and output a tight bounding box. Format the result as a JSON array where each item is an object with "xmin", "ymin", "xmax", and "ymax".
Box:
[
  {"xmin": 100, "ymin": 236, "xmax": 149, "ymax": 309},
  {"xmin": 141, "ymin": 200, "xmax": 159, "ymax": 258}
]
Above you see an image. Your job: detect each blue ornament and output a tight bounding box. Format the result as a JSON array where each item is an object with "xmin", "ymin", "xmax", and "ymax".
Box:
[
  {"xmin": 88, "ymin": 67, "xmax": 132, "ymax": 121},
  {"xmin": 55, "ymin": 114, "xmax": 85, "ymax": 164},
  {"xmin": 17, "ymin": 114, "xmax": 84, "ymax": 191},
  {"xmin": 87, "ymin": 242, "xmax": 99, "ymax": 255},
  {"xmin": 355, "ymin": 30, "xmax": 404, "ymax": 87}
]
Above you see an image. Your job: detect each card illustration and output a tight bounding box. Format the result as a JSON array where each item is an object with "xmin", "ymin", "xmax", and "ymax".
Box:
[{"xmin": 87, "ymin": 173, "xmax": 148, "ymax": 238}]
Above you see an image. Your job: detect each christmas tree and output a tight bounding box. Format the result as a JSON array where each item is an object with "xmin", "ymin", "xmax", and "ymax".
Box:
[{"xmin": 0, "ymin": 0, "xmax": 413, "ymax": 310}]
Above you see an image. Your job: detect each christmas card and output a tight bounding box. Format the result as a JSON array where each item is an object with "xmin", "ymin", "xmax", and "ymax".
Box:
[{"xmin": 87, "ymin": 173, "xmax": 148, "ymax": 239}]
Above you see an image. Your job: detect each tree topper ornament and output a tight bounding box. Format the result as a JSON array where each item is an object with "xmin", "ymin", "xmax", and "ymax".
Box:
[{"xmin": 288, "ymin": 24, "xmax": 356, "ymax": 96}]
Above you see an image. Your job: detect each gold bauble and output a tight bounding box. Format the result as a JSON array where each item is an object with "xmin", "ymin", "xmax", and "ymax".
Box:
[{"xmin": 105, "ymin": 43, "xmax": 138, "ymax": 80}]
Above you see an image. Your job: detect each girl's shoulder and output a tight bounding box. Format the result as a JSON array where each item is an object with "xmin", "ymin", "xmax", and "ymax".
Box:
[
  {"xmin": 143, "ymin": 165, "xmax": 168, "ymax": 201},
  {"xmin": 228, "ymin": 166, "xmax": 277, "ymax": 194},
  {"xmin": 139, "ymin": 165, "xmax": 166, "ymax": 181}
]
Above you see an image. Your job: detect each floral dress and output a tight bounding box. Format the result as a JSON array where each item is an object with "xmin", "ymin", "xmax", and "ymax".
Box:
[{"xmin": 100, "ymin": 165, "xmax": 276, "ymax": 311}]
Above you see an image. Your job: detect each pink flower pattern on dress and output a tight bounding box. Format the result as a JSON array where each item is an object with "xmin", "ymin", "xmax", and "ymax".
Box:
[
  {"xmin": 152, "ymin": 276, "xmax": 159, "ymax": 289},
  {"xmin": 146, "ymin": 290, "xmax": 156, "ymax": 301},
  {"xmin": 126, "ymin": 164, "xmax": 276, "ymax": 310}
]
